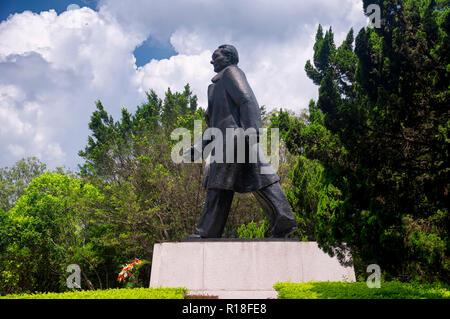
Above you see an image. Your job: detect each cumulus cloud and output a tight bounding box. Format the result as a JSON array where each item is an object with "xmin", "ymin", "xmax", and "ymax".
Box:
[
  {"xmin": 0, "ymin": 1, "xmax": 368, "ymax": 169},
  {"xmin": 0, "ymin": 8, "xmax": 143, "ymax": 169}
]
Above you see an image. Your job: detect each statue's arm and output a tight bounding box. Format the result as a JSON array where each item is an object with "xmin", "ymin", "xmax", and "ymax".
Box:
[{"xmin": 222, "ymin": 67, "xmax": 253, "ymax": 110}]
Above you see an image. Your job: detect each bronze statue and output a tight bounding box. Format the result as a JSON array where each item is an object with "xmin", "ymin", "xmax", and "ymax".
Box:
[{"xmin": 186, "ymin": 44, "xmax": 297, "ymax": 238}]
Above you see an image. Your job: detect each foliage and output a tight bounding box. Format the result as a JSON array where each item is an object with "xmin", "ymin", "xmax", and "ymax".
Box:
[
  {"xmin": 285, "ymin": 156, "xmax": 324, "ymax": 241},
  {"xmin": 0, "ymin": 287, "xmax": 187, "ymax": 299},
  {"xmin": 274, "ymin": 281, "xmax": 450, "ymax": 299}
]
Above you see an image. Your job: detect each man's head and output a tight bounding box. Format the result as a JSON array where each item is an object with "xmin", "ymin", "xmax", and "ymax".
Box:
[{"xmin": 211, "ymin": 44, "xmax": 239, "ymax": 73}]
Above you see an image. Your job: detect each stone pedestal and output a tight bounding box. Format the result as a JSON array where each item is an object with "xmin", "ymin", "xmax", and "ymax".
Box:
[{"xmin": 149, "ymin": 239, "xmax": 355, "ymax": 299}]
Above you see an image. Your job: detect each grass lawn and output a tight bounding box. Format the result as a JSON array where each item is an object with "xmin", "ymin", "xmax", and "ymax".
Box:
[{"xmin": 274, "ymin": 281, "xmax": 450, "ymax": 299}]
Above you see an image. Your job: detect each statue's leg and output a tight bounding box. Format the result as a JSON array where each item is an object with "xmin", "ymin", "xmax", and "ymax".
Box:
[
  {"xmin": 195, "ymin": 188, "xmax": 234, "ymax": 238},
  {"xmin": 253, "ymin": 182, "xmax": 297, "ymax": 237}
]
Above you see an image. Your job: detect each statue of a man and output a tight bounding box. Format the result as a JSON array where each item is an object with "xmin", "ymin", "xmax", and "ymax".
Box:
[{"xmin": 187, "ymin": 44, "xmax": 297, "ymax": 238}]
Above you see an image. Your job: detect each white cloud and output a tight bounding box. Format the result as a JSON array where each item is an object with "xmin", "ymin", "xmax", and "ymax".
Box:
[
  {"xmin": 0, "ymin": 1, "xmax": 367, "ymax": 169},
  {"xmin": 0, "ymin": 8, "xmax": 143, "ymax": 169},
  {"xmin": 136, "ymin": 50, "xmax": 213, "ymax": 101},
  {"xmin": 7, "ymin": 144, "xmax": 26, "ymax": 157}
]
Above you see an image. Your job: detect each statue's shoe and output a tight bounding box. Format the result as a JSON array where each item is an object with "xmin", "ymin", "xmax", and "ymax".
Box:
[{"xmin": 184, "ymin": 233, "xmax": 203, "ymax": 240}]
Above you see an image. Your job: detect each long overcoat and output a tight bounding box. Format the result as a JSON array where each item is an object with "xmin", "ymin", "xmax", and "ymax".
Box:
[{"xmin": 201, "ymin": 64, "xmax": 279, "ymax": 193}]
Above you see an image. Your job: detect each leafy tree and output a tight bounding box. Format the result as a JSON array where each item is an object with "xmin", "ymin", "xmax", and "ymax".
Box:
[{"xmin": 0, "ymin": 172, "xmax": 104, "ymax": 294}]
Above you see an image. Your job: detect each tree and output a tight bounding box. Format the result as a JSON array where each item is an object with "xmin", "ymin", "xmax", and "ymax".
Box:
[
  {"xmin": 0, "ymin": 172, "xmax": 105, "ymax": 294},
  {"xmin": 0, "ymin": 157, "xmax": 46, "ymax": 211}
]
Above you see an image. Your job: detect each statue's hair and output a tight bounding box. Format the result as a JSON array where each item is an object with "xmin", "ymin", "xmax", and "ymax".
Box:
[{"xmin": 218, "ymin": 44, "xmax": 239, "ymax": 65}]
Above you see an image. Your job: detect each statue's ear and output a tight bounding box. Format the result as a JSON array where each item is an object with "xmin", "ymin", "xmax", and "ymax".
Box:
[
  {"xmin": 223, "ymin": 56, "xmax": 232, "ymax": 65},
  {"xmin": 222, "ymin": 52, "xmax": 233, "ymax": 65}
]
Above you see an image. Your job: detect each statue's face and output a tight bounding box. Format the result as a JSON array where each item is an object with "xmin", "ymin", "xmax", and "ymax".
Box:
[{"xmin": 211, "ymin": 49, "xmax": 230, "ymax": 73}]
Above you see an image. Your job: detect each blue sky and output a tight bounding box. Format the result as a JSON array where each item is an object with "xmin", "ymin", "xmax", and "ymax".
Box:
[
  {"xmin": 0, "ymin": 0, "xmax": 176, "ymax": 65},
  {"xmin": 0, "ymin": 0, "xmax": 97, "ymax": 21},
  {"xmin": 0, "ymin": 0, "xmax": 367, "ymax": 170}
]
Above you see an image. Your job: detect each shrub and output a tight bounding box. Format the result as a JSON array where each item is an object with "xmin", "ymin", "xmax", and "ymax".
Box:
[
  {"xmin": 274, "ymin": 281, "xmax": 450, "ymax": 299},
  {"xmin": 237, "ymin": 219, "xmax": 269, "ymax": 238},
  {"xmin": 0, "ymin": 287, "xmax": 187, "ymax": 299}
]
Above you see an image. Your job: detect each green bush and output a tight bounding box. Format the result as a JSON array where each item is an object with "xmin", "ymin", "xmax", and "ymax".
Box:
[
  {"xmin": 237, "ymin": 219, "xmax": 269, "ymax": 238},
  {"xmin": 0, "ymin": 287, "xmax": 187, "ymax": 299},
  {"xmin": 274, "ymin": 281, "xmax": 450, "ymax": 299}
]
